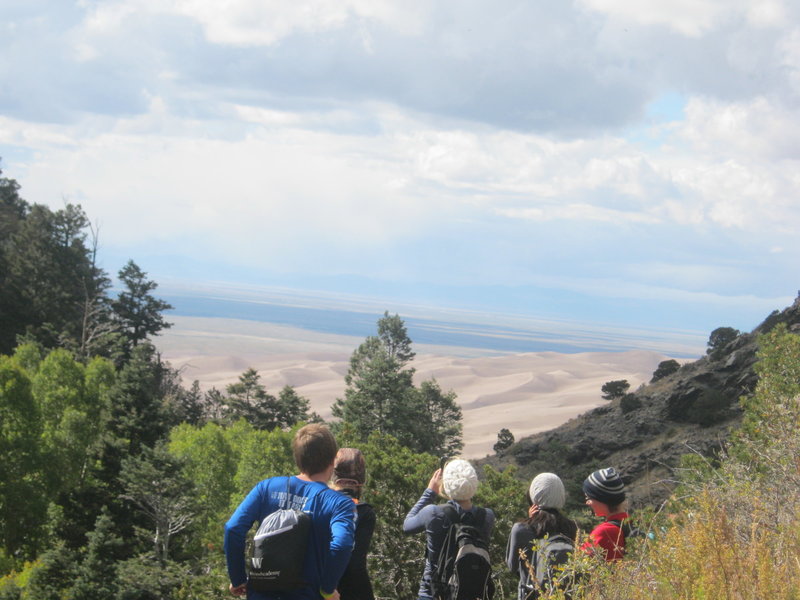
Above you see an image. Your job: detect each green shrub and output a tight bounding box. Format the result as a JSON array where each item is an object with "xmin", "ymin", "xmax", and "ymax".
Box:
[{"xmin": 620, "ymin": 394, "xmax": 642, "ymax": 413}]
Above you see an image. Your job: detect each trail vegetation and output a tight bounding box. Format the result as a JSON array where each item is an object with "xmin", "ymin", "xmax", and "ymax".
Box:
[{"xmin": 2, "ymin": 165, "xmax": 799, "ymax": 599}]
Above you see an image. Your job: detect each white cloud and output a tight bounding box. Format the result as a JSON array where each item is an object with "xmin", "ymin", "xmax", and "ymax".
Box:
[
  {"xmin": 579, "ymin": 0, "xmax": 747, "ymax": 37},
  {"xmin": 81, "ymin": 0, "xmax": 427, "ymax": 46},
  {"xmin": 2, "ymin": 0, "xmax": 799, "ymax": 332},
  {"xmin": 496, "ymin": 203, "xmax": 660, "ymax": 225}
]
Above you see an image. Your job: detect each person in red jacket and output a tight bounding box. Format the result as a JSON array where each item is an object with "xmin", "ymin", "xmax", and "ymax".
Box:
[{"xmin": 580, "ymin": 467, "xmax": 629, "ymax": 562}]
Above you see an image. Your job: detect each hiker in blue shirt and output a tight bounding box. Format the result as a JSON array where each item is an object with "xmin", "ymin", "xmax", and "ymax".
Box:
[
  {"xmin": 224, "ymin": 424, "xmax": 355, "ymax": 600},
  {"xmin": 403, "ymin": 459, "xmax": 496, "ymax": 600}
]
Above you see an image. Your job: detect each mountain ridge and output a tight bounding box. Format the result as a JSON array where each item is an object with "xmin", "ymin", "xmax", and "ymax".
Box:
[{"xmin": 480, "ymin": 295, "xmax": 800, "ymax": 509}]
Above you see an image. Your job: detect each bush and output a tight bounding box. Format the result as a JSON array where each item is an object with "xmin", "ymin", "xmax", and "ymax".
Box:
[
  {"xmin": 650, "ymin": 359, "xmax": 680, "ymax": 382},
  {"xmin": 706, "ymin": 327, "xmax": 740, "ymax": 360},
  {"xmin": 601, "ymin": 380, "xmax": 630, "ymax": 400},
  {"xmin": 620, "ymin": 394, "xmax": 642, "ymax": 414},
  {"xmin": 572, "ymin": 323, "xmax": 800, "ymax": 600}
]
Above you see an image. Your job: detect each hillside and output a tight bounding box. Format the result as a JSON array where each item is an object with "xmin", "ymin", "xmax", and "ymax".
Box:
[{"xmin": 481, "ymin": 295, "xmax": 800, "ymax": 510}]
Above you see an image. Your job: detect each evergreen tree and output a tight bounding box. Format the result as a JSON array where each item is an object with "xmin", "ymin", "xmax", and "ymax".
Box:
[
  {"xmin": 224, "ymin": 369, "xmax": 312, "ymax": 430},
  {"xmin": 70, "ymin": 508, "xmax": 125, "ymax": 600},
  {"xmin": 107, "ymin": 343, "xmax": 171, "ymax": 454},
  {"xmin": 332, "ymin": 333, "xmax": 415, "ymax": 442},
  {"xmin": 413, "ymin": 379, "xmax": 463, "ymax": 456},
  {"xmin": 332, "ymin": 313, "xmax": 462, "ymax": 454},
  {"xmin": 276, "ymin": 385, "xmax": 315, "ymax": 428},
  {"xmin": 0, "ymin": 167, "xmax": 29, "ymax": 353},
  {"xmin": 493, "ymin": 428, "xmax": 515, "ymax": 455},
  {"xmin": 1, "ymin": 202, "xmax": 107, "ymax": 354},
  {"xmin": 112, "ymin": 260, "xmax": 173, "ymax": 351},
  {"xmin": 23, "ymin": 542, "xmax": 79, "ymax": 600},
  {"xmin": 601, "ymin": 379, "xmax": 630, "ymax": 400}
]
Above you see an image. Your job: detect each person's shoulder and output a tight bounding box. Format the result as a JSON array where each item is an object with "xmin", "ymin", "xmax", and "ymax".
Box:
[
  {"xmin": 251, "ymin": 476, "xmax": 279, "ymax": 493},
  {"xmin": 593, "ymin": 520, "xmax": 621, "ymax": 535},
  {"xmin": 358, "ymin": 502, "xmax": 376, "ymax": 522},
  {"xmin": 474, "ymin": 505, "xmax": 496, "ymax": 521},
  {"xmin": 320, "ymin": 484, "xmax": 356, "ymax": 505},
  {"xmin": 419, "ymin": 502, "xmax": 445, "ymax": 522},
  {"xmin": 508, "ymin": 521, "xmax": 532, "ymax": 540}
]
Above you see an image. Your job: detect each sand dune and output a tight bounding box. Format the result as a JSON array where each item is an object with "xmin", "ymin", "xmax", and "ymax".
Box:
[{"xmin": 159, "ymin": 316, "xmax": 673, "ymax": 457}]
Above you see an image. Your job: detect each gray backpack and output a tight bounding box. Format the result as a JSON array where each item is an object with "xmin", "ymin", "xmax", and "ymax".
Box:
[{"xmin": 522, "ymin": 533, "xmax": 574, "ymax": 599}]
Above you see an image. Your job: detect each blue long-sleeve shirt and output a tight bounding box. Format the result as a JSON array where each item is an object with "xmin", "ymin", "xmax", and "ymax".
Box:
[
  {"xmin": 224, "ymin": 476, "xmax": 355, "ymax": 599},
  {"xmin": 403, "ymin": 489, "xmax": 495, "ymax": 599}
]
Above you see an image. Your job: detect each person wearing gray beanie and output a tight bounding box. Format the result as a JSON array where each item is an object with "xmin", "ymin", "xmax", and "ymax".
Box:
[
  {"xmin": 506, "ymin": 473, "xmax": 577, "ymax": 600},
  {"xmin": 403, "ymin": 459, "xmax": 496, "ymax": 600},
  {"xmin": 580, "ymin": 467, "xmax": 630, "ymax": 562}
]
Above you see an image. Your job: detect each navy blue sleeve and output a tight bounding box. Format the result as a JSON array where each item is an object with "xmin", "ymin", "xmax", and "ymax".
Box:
[
  {"xmin": 506, "ymin": 522, "xmax": 533, "ymax": 572},
  {"xmin": 403, "ymin": 488, "xmax": 438, "ymax": 533}
]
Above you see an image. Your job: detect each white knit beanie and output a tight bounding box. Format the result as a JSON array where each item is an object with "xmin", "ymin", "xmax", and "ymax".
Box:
[
  {"xmin": 442, "ymin": 459, "xmax": 479, "ymax": 501},
  {"xmin": 528, "ymin": 472, "xmax": 566, "ymax": 509}
]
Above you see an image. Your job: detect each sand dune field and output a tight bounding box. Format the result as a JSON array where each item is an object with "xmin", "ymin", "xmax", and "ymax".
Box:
[{"xmin": 159, "ymin": 316, "xmax": 673, "ymax": 457}]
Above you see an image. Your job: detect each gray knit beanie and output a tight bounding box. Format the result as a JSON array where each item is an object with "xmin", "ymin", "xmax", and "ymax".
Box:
[
  {"xmin": 583, "ymin": 467, "xmax": 626, "ymax": 506},
  {"xmin": 528, "ymin": 472, "xmax": 566, "ymax": 509}
]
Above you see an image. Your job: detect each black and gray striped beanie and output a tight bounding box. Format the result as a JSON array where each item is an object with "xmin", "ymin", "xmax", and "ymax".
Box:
[{"xmin": 583, "ymin": 467, "xmax": 626, "ymax": 506}]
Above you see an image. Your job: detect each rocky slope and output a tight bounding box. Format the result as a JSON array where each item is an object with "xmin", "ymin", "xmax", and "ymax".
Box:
[{"xmin": 481, "ymin": 295, "xmax": 800, "ymax": 511}]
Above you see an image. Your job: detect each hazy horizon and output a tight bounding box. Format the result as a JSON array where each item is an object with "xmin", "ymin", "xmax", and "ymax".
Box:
[
  {"xmin": 2, "ymin": 1, "xmax": 799, "ymax": 348},
  {"xmin": 157, "ymin": 280, "xmax": 714, "ymax": 358}
]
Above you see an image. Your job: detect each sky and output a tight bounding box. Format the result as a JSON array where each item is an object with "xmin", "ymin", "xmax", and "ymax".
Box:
[{"xmin": 1, "ymin": 0, "xmax": 799, "ymax": 355}]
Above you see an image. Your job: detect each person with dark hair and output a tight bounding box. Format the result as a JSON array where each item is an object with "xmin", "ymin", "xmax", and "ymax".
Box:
[
  {"xmin": 506, "ymin": 473, "xmax": 578, "ymax": 600},
  {"xmin": 331, "ymin": 448, "xmax": 375, "ymax": 600},
  {"xmin": 580, "ymin": 467, "xmax": 628, "ymax": 562},
  {"xmin": 224, "ymin": 424, "xmax": 355, "ymax": 600}
]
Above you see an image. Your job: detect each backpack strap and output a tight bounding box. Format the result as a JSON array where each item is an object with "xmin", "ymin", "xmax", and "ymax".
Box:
[
  {"xmin": 283, "ymin": 476, "xmax": 292, "ymax": 510},
  {"xmin": 473, "ymin": 507, "xmax": 486, "ymax": 530},
  {"xmin": 440, "ymin": 504, "xmax": 460, "ymax": 526},
  {"xmin": 606, "ymin": 519, "xmax": 630, "ymax": 540}
]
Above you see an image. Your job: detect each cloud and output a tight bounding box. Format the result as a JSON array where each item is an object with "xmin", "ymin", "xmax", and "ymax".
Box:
[
  {"xmin": 1, "ymin": 0, "xmax": 799, "ymax": 341},
  {"xmin": 579, "ymin": 0, "xmax": 740, "ymax": 37},
  {"xmin": 4, "ymin": 0, "xmax": 798, "ymax": 135}
]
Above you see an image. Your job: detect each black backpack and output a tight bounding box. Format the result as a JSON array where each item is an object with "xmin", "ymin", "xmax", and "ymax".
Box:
[
  {"xmin": 248, "ymin": 476, "xmax": 312, "ymax": 592},
  {"xmin": 521, "ymin": 533, "xmax": 575, "ymax": 600},
  {"xmin": 432, "ymin": 505, "xmax": 494, "ymax": 600}
]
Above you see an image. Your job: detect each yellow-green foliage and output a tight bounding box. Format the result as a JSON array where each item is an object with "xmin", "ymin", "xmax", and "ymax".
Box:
[{"xmin": 567, "ymin": 325, "xmax": 800, "ymax": 600}]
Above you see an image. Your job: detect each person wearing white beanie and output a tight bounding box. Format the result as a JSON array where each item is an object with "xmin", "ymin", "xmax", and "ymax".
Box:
[
  {"xmin": 403, "ymin": 459, "xmax": 496, "ymax": 600},
  {"xmin": 506, "ymin": 473, "xmax": 578, "ymax": 600}
]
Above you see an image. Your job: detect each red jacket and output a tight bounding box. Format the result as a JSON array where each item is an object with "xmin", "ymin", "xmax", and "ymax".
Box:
[{"xmin": 580, "ymin": 512, "xmax": 628, "ymax": 561}]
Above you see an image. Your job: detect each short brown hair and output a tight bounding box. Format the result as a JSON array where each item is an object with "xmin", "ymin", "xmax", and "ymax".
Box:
[{"xmin": 293, "ymin": 424, "xmax": 338, "ymax": 476}]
